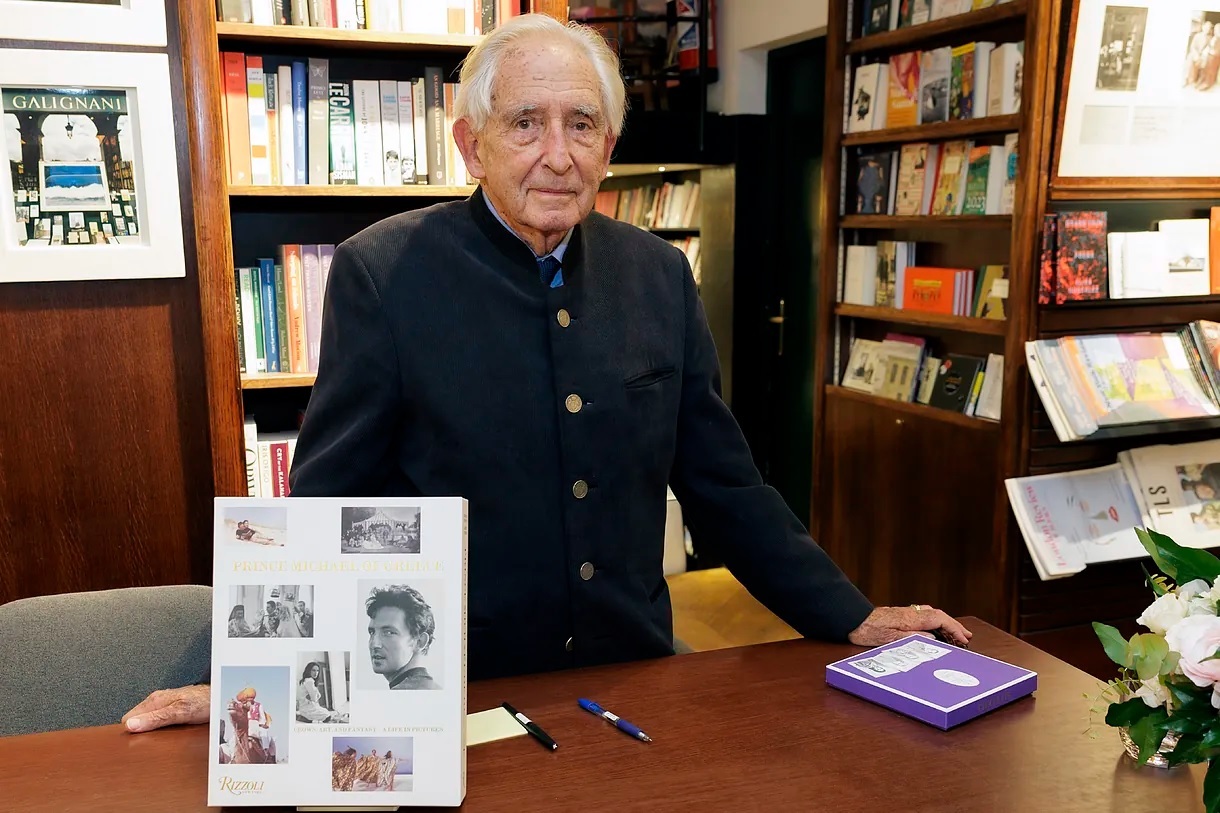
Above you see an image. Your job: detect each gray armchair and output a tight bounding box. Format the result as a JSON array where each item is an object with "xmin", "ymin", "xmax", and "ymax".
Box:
[{"xmin": 0, "ymin": 585, "xmax": 211, "ymax": 737}]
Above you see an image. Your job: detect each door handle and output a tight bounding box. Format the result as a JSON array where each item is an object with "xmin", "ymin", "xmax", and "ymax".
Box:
[{"xmin": 769, "ymin": 299, "xmax": 785, "ymax": 356}]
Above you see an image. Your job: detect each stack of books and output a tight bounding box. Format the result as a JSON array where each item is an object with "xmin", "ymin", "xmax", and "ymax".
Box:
[
  {"xmin": 217, "ymin": 0, "xmax": 512, "ymax": 35},
  {"xmin": 235, "ymin": 244, "xmax": 335, "ymax": 375},
  {"xmin": 851, "ymin": 137, "xmax": 1017, "ymax": 217},
  {"xmin": 1006, "ymin": 437, "xmax": 1220, "ymax": 579},
  {"xmin": 1025, "ymin": 321, "xmax": 1220, "ymax": 442},
  {"xmin": 841, "ymin": 244, "xmax": 1008, "ymax": 320}
]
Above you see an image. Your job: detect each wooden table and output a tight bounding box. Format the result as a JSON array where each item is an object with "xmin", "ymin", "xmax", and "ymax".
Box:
[{"xmin": 0, "ymin": 618, "xmax": 1206, "ymax": 811}]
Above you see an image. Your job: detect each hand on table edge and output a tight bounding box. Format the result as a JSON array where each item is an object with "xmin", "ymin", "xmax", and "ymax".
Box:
[
  {"xmin": 122, "ymin": 684, "xmax": 211, "ymax": 733},
  {"xmin": 847, "ymin": 606, "xmax": 973, "ymax": 648}
]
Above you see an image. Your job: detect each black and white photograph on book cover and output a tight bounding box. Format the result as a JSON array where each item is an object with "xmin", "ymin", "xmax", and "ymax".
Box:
[
  {"xmin": 1095, "ymin": 5, "xmax": 1148, "ymax": 91},
  {"xmin": 228, "ymin": 585, "xmax": 315, "ymax": 638},
  {"xmin": 4, "ymin": 87, "xmax": 140, "ymax": 246},
  {"xmin": 296, "ymin": 651, "xmax": 351, "ymax": 724},
  {"xmin": 1183, "ymin": 11, "xmax": 1220, "ymax": 91},
  {"xmin": 223, "ymin": 505, "xmax": 288, "ymax": 549},
  {"xmin": 331, "ymin": 736, "xmax": 414, "ymax": 792},
  {"xmin": 1177, "ymin": 462, "xmax": 1220, "ymax": 528},
  {"xmin": 218, "ymin": 665, "xmax": 290, "ymax": 765},
  {"xmin": 340, "ymin": 506, "xmax": 421, "ymax": 554},
  {"xmin": 356, "ymin": 579, "xmax": 445, "ymax": 691}
]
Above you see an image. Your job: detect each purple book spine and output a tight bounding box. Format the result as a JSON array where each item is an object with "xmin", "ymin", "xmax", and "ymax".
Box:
[
  {"xmin": 300, "ymin": 244, "xmax": 323, "ymax": 373},
  {"xmin": 318, "ymin": 244, "xmax": 335, "ymax": 307}
]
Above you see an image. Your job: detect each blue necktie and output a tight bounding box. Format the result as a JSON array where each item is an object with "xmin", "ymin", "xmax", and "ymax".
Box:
[{"xmin": 537, "ymin": 255, "xmax": 563, "ymax": 288}]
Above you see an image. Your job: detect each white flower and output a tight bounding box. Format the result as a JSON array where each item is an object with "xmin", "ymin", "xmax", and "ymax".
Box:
[
  {"xmin": 1135, "ymin": 677, "xmax": 1170, "ymax": 708},
  {"xmin": 1179, "ymin": 579, "xmax": 1219, "ymax": 617},
  {"xmin": 1138, "ymin": 593, "xmax": 1189, "ymax": 635},
  {"xmin": 1212, "ymin": 685, "xmax": 1220, "ymax": 710},
  {"xmin": 1165, "ymin": 615, "xmax": 1220, "ymax": 688}
]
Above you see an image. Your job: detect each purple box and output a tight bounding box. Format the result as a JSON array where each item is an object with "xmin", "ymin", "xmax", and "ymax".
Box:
[{"xmin": 825, "ymin": 634, "xmax": 1037, "ymax": 729}]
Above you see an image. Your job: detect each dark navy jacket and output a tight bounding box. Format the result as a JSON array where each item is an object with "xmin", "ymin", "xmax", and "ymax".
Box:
[{"xmin": 288, "ymin": 188, "xmax": 874, "ymax": 681}]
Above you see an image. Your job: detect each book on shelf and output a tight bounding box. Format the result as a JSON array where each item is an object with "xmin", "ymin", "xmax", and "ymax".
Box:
[
  {"xmin": 207, "ymin": 494, "xmax": 466, "ymax": 807},
  {"xmin": 849, "ymin": 63, "xmax": 889, "ymax": 133},
  {"xmin": 218, "ymin": 0, "xmax": 512, "ymax": 34},
  {"xmin": 987, "ymin": 42, "xmax": 1023, "ymax": 116},
  {"xmin": 949, "ymin": 42, "xmax": 993, "ymax": 121},
  {"xmin": 1025, "ymin": 324, "xmax": 1220, "ymax": 443},
  {"xmin": 928, "ymin": 139, "xmax": 969, "ymax": 215},
  {"xmin": 221, "ymin": 51, "xmax": 468, "ymax": 188},
  {"xmin": 840, "ymin": 240, "xmax": 1006, "ymax": 319},
  {"xmin": 1043, "ymin": 209, "xmax": 1218, "ymax": 302},
  {"xmin": 840, "ymin": 336, "xmax": 1001, "ymax": 419},
  {"xmin": 1006, "ymin": 437, "xmax": 1220, "ymax": 579},
  {"xmin": 918, "ymin": 47, "xmax": 951, "ymax": 124},
  {"xmin": 236, "ymin": 245, "xmax": 335, "ymax": 376},
  {"xmin": 243, "ymin": 421, "xmax": 300, "ymax": 497},
  {"xmin": 859, "ymin": 0, "xmax": 1015, "ymax": 36},
  {"xmin": 886, "ymin": 52, "xmax": 920, "ymax": 128},
  {"xmin": 850, "ymin": 150, "xmax": 899, "ymax": 214},
  {"xmin": 593, "ymin": 182, "xmax": 702, "ymax": 231}
]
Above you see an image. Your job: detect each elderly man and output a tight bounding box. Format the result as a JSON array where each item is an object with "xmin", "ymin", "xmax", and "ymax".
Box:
[{"xmin": 121, "ymin": 13, "xmax": 968, "ymax": 734}]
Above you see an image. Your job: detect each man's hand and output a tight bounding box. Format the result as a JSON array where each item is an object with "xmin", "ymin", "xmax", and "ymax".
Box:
[
  {"xmin": 848, "ymin": 606, "xmax": 972, "ymax": 647},
  {"xmin": 121, "ymin": 685, "xmax": 211, "ymax": 733}
]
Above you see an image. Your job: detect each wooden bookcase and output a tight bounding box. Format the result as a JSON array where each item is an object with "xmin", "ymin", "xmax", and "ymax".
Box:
[
  {"xmin": 812, "ymin": 0, "xmax": 1056, "ymax": 627},
  {"xmin": 180, "ymin": 0, "xmax": 482, "ymax": 498},
  {"xmin": 816, "ymin": 0, "xmax": 1220, "ymax": 676}
]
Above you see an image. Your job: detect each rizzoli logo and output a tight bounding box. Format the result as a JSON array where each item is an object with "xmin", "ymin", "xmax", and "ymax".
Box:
[{"xmin": 218, "ymin": 777, "xmax": 265, "ymax": 796}]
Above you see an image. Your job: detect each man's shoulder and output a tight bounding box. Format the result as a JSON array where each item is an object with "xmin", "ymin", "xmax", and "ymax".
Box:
[
  {"xmin": 584, "ymin": 210, "xmax": 684, "ymax": 258},
  {"xmin": 340, "ymin": 199, "xmax": 472, "ymax": 271}
]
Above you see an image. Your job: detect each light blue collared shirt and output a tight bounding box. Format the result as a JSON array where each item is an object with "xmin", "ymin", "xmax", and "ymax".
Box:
[{"xmin": 484, "ymin": 192, "xmax": 573, "ymax": 288}]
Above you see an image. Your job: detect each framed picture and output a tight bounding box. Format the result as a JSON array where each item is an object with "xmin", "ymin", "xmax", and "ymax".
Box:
[
  {"xmin": 1055, "ymin": 0, "xmax": 1220, "ymax": 183},
  {"xmin": 0, "ymin": 49, "xmax": 186, "ymax": 283},
  {"xmin": 0, "ymin": 0, "xmax": 168, "ymax": 48}
]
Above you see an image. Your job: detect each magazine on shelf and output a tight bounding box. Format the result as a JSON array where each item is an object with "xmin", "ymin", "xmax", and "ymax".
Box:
[
  {"xmin": 207, "ymin": 497, "xmax": 467, "ymax": 807},
  {"xmin": 1007, "ymin": 439, "xmax": 1220, "ymax": 580}
]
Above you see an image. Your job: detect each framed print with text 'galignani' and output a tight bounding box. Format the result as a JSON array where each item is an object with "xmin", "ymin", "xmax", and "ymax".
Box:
[
  {"xmin": 208, "ymin": 496, "xmax": 468, "ymax": 808},
  {"xmin": 1056, "ymin": 0, "xmax": 1220, "ymax": 180},
  {"xmin": 0, "ymin": 0, "xmax": 168, "ymax": 47},
  {"xmin": 0, "ymin": 49, "xmax": 185, "ymax": 283}
]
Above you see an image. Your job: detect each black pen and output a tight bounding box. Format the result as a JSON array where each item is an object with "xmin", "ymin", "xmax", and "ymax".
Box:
[{"xmin": 502, "ymin": 702, "xmax": 558, "ymax": 751}]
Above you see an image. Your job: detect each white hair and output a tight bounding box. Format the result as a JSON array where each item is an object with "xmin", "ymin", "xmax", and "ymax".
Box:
[{"xmin": 455, "ymin": 13, "xmax": 627, "ymax": 137}]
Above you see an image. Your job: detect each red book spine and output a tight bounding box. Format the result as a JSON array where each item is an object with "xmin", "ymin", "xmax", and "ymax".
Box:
[{"xmin": 272, "ymin": 441, "xmax": 290, "ymax": 497}]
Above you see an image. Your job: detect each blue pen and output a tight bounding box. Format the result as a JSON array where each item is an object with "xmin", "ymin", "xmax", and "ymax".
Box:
[{"xmin": 578, "ymin": 698, "xmax": 652, "ymax": 742}]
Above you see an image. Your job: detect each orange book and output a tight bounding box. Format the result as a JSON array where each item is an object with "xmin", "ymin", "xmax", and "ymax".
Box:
[
  {"xmin": 887, "ymin": 52, "xmax": 920, "ymax": 129},
  {"xmin": 902, "ymin": 267, "xmax": 960, "ymax": 315},
  {"xmin": 1210, "ymin": 206, "xmax": 1219, "ymax": 294},
  {"xmin": 279, "ymin": 244, "xmax": 308, "ymax": 374},
  {"xmin": 221, "ymin": 52, "xmax": 252, "ymax": 186}
]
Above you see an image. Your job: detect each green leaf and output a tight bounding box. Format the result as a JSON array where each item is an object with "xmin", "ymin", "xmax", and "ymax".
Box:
[
  {"xmin": 1162, "ymin": 715, "xmax": 1205, "ymax": 735},
  {"xmin": 1105, "ymin": 697, "xmax": 1157, "ymax": 728},
  {"xmin": 1143, "ymin": 563, "xmax": 1169, "ymax": 597},
  {"xmin": 1205, "ymin": 758, "xmax": 1220, "ymax": 813},
  {"xmin": 1136, "ymin": 527, "xmax": 1220, "ymax": 586},
  {"xmin": 1129, "ymin": 634, "xmax": 1169, "ymax": 681},
  {"xmin": 1166, "ymin": 732, "xmax": 1204, "ymax": 766},
  {"xmin": 1168, "ymin": 681, "xmax": 1213, "ymax": 710},
  {"xmin": 1129, "ymin": 709, "xmax": 1170, "ymax": 765},
  {"xmin": 1093, "ymin": 622, "xmax": 1131, "ymax": 668},
  {"xmin": 1161, "ymin": 651, "xmax": 1182, "ymax": 676}
]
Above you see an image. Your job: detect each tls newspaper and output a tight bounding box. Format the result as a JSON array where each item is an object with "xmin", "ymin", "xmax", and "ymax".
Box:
[{"xmin": 207, "ymin": 497, "xmax": 467, "ymax": 807}]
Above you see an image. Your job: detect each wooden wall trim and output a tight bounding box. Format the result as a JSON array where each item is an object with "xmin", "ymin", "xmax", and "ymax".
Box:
[
  {"xmin": 994, "ymin": 0, "xmax": 1065, "ymax": 631},
  {"xmin": 180, "ymin": 0, "xmax": 246, "ymax": 497},
  {"xmin": 810, "ymin": 0, "xmax": 848, "ymax": 544}
]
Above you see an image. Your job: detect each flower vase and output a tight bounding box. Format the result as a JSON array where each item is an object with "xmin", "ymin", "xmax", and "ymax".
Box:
[{"xmin": 1119, "ymin": 727, "xmax": 1181, "ymax": 769}]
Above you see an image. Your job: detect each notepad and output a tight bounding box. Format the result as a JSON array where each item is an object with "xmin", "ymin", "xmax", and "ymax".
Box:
[{"xmin": 466, "ymin": 707, "xmax": 528, "ymax": 746}]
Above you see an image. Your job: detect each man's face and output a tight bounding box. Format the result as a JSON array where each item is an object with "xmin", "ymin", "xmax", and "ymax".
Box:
[
  {"xmin": 266, "ymin": 602, "xmax": 276, "ymax": 614},
  {"xmin": 368, "ymin": 606, "xmax": 419, "ymax": 676},
  {"xmin": 298, "ymin": 601, "xmax": 307, "ymax": 613},
  {"xmin": 457, "ymin": 35, "xmax": 615, "ymax": 251}
]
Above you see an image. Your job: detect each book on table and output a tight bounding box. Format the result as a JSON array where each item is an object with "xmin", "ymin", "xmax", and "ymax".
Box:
[{"xmin": 208, "ymin": 496, "xmax": 467, "ymax": 807}]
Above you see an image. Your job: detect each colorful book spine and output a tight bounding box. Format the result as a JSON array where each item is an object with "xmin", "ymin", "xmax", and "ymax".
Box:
[
  {"xmin": 245, "ymin": 56, "xmax": 271, "ymax": 185},
  {"xmin": 301, "ymin": 245, "xmax": 324, "ymax": 372},
  {"xmin": 258, "ymin": 258, "xmax": 281, "ymax": 373},
  {"xmin": 327, "ymin": 81, "xmax": 357, "ymax": 185},
  {"xmin": 274, "ymin": 262, "xmax": 292, "ymax": 373},
  {"xmin": 291, "ymin": 61, "xmax": 308, "ymax": 185},
  {"xmin": 307, "ymin": 58, "xmax": 330, "ymax": 185}
]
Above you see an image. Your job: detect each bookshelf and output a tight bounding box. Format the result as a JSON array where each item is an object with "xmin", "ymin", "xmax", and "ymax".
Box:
[
  {"xmin": 182, "ymin": 5, "xmax": 489, "ymax": 498},
  {"xmin": 812, "ymin": 0, "xmax": 1055, "ymax": 630}
]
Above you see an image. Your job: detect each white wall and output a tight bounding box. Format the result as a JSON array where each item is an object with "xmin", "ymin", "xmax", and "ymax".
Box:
[{"xmin": 708, "ymin": 0, "xmax": 830, "ymax": 115}]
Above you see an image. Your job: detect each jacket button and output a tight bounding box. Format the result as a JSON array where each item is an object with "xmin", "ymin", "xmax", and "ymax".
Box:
[
  {"xmin": 579, "ymin": 562, "xmax": 595, "ymax": 580},
  {"xmin": 572, "ymin": 480, "xmax": 589, "ymax": 499},
  {"xmin": 565, "ymin": 394, "xmax": 583, "ymax": 414},
  {"xmin": 565, "ymin": 636, "xmax": 574, "ymax": 652},
  {"xmin": 556, "ymin": 309, "xmax": 571, "ymax": 328}
]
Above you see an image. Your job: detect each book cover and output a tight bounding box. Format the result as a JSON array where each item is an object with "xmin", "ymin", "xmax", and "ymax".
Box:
[
  {"xmin": 928, "ymin": 354, "xmax": 986, "ymax": 412},
  {"xmin": 987, "ymin": 41, "xmax": 1023, "ymax": 116},
  {"xmin": 222, "ymin": 52, "xmax": 252, "ymax": 186},
  {"xmin": 1157, "ymin": 218, "xmax": 1211, "ymax": 297},
  {"xmin": 291, "ymin": 61, "xmax": 308, "ymax": 186},
  {"xmin": 974, "ymin": 264, "xmax": 1008, "ymax": 319},
  {"xmin": 949, "ymin": 43, "xmax": 975, "ymax": 120},
  {"xmin": 918, "ymin": 47, "xmax": 951, "ymax": 123},
  {"xmin": 852, "ymin": 150, "xmax": 897, "ymax": 215},
  {"xmin": 207, "ymin": 497, "xmax": 467, "ymax": 807},
  {"xmin": 279, "ymin": 244, "xmax": 308, "ymax": 374},
  {"xmin": 246, "ymin": 57, "xmax": 271, "ymax": 186},
  {"xmin": 902, "ymin": 266, "xmax": 959, "ymax": 314},
  {"xmin": 960, "ymin": 145, "xmax": 992, "ymax": 215},
  {"xmin": 1055, "ymin": 211, "xmax": 1108, "ymax": 302},
  {"xmin": 898, "ymin": 0, "xmax": 932, "ymax": 26},
  {"xmin": 307, "ymin": 58, "xmax": 330, "ymax": 186},
  {"xmin": 929, "ymin": 139, "xmax": 970, "ymax": 216},
  {"xmin": 301, "ymin": 245, "xmax": 324, "ymax": 373},
  {"xmin": 425, "ymin": 67, "xmax": 446, "ymax": 185},
  {"xmin": 235, "ymin": 271, "xmax": 246, "ymax": 375},
  {"xmin": 258, "ymin": 258, "xmax": 281, "ymax": 374},
  {"xmin": 352, "ymin": 79, "xmax": 386, "ymax": 186},
  {"xmin": 379, "ymin": 80, "xmax": 403, "ymax": 186},
  {"xmin": 875, "ymin": 241, "xmax": 898, "ymax": 307},
  {"xmin": 826, "ymin": 635, "xmax": 1036, "ymax": 729},
  {"xmin": 863, "ymin": 0, "xmax": 894, "ymax": 35},
  {"xmin": 841, "ymin": 339, "xmax": 886, "ymax": 393},
  {"xmin": 327, "ymin": 82, "xmax": 357, "ymax": 185},
  {"xmin": 396, "ymin": 81, "xmax": 417, "ymax": 184},
  {"xmin": 273, "ymin": 263, "xmax": 291, "ymax": 373},
  {"xmin": 894, "ymin": 143, "xmax": 929, "ymax": 216},
  {"xmin": 886, "ymin": 52, "xmax": 920, "ymax": 128},
  {"xmin": 848, "ymin": 63, "xmax": 887, "ymax": 133},
  {"xmin": 1038, "ymin": 214, "xmax": 1056, "ymax": 304},
  {"xmin": 1000, "ymin": 133, "xmax": 1018, "ymax": 215}
]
